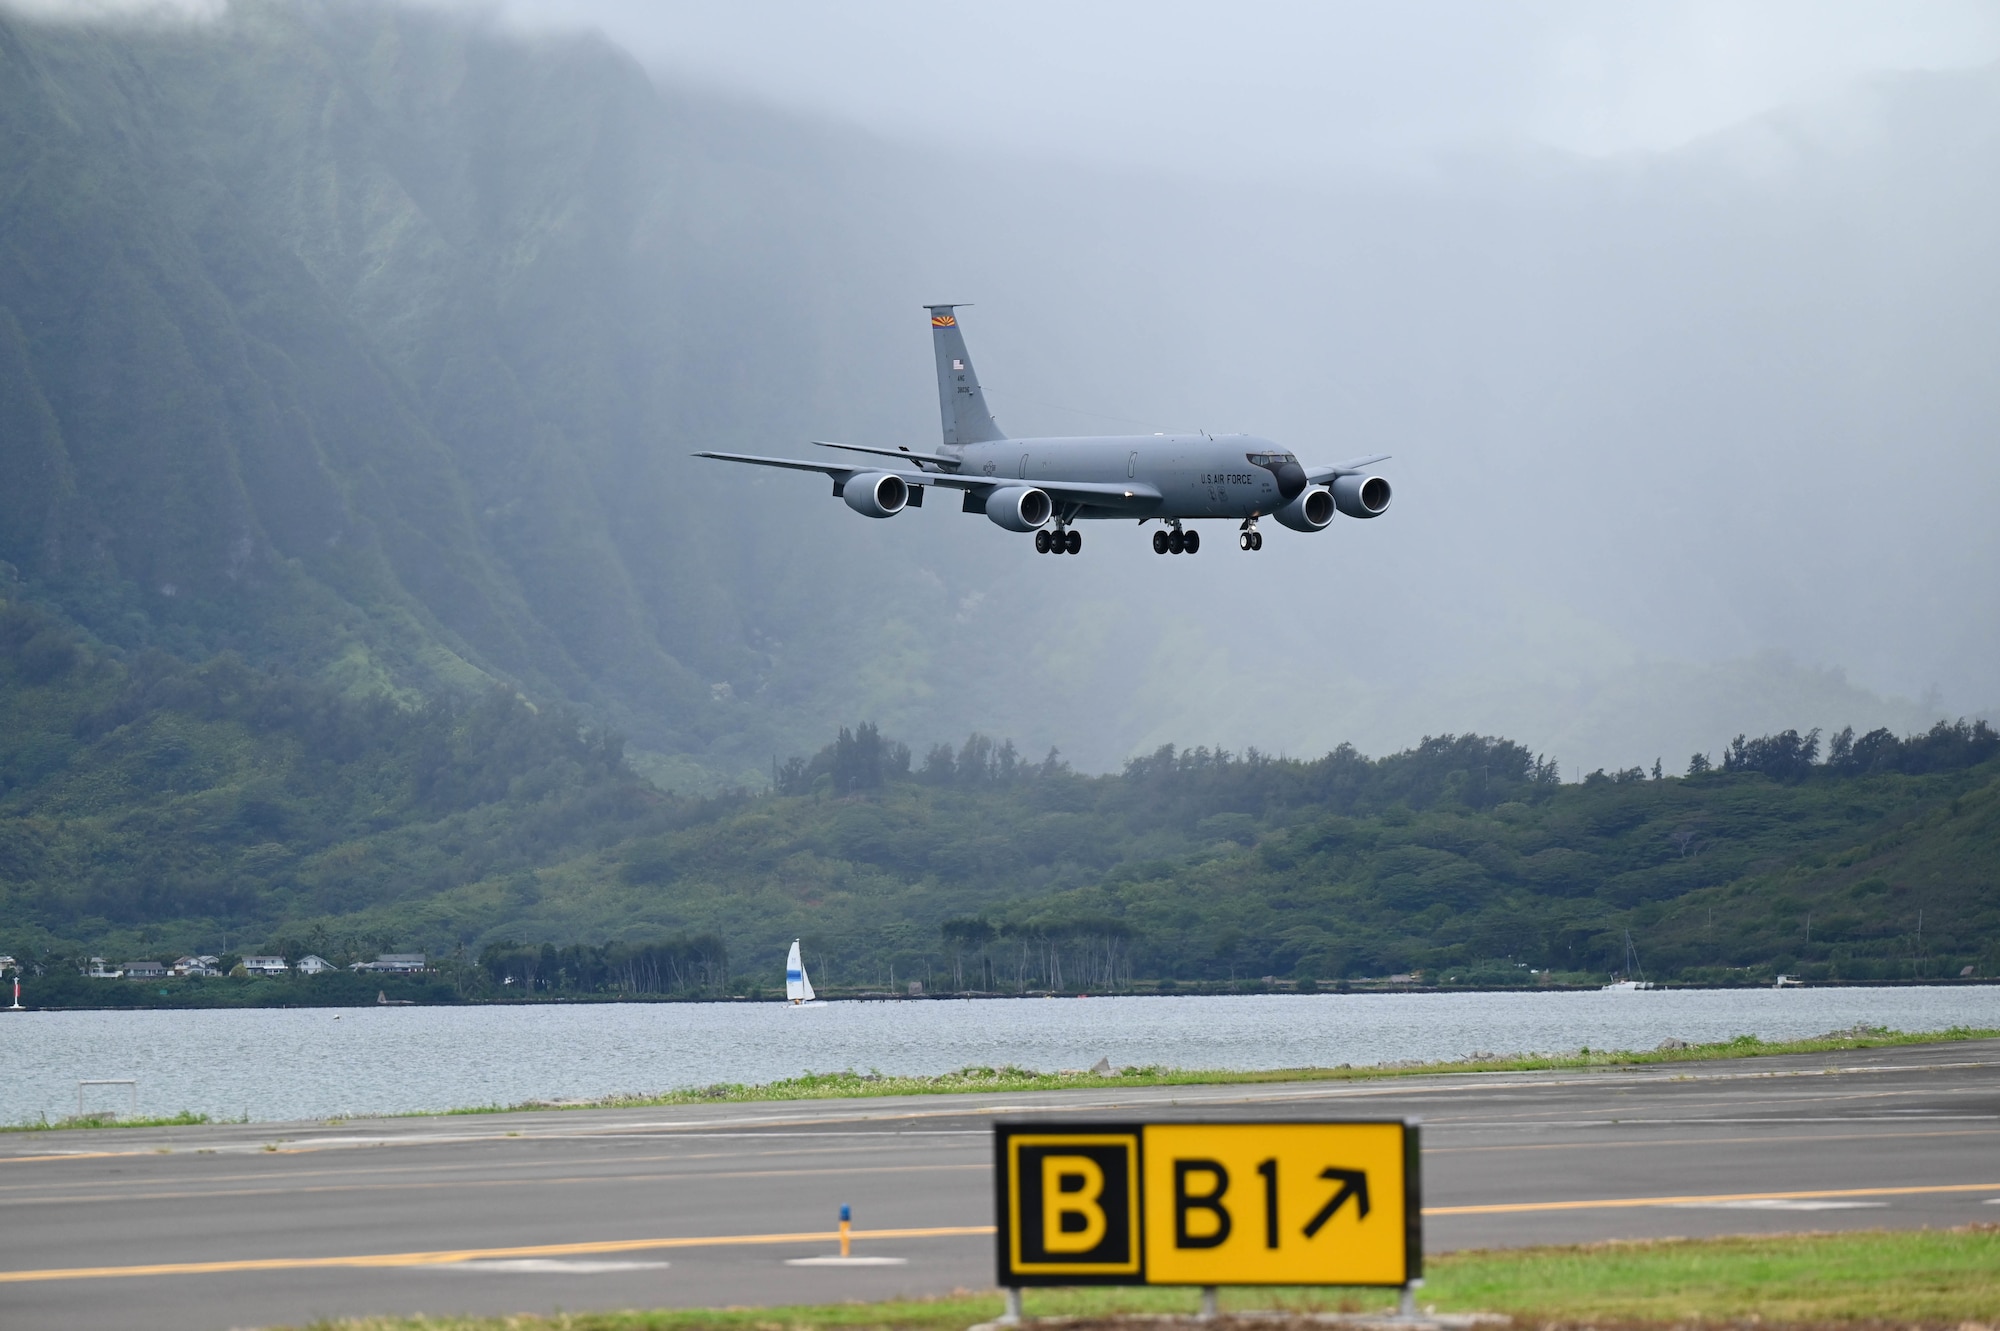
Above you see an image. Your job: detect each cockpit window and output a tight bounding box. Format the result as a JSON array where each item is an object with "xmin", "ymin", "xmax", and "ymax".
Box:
[{"xmin": 1246, "ymin": 452, "xmax": 1299, "ymax": 466}]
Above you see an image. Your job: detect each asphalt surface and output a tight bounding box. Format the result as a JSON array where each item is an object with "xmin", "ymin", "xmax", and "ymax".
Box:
[{"xmin": 4, "ymin": 1040, "xmax": 1997, "ymax": 1331}]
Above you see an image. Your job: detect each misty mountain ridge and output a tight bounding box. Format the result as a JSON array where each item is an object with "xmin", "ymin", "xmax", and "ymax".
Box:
[
  {"xmin": 4, "ymin": 584, "xmax": 1994, "ymax": 983},
  {"xmin": 0, "ymin": 0, "xmax": 1991, "ymax": 788}
]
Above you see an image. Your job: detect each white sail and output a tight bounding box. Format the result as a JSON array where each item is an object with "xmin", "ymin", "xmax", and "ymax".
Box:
[{"xmin": 786, "ymin": 940, "xmax": 815, "ymax": 1004}]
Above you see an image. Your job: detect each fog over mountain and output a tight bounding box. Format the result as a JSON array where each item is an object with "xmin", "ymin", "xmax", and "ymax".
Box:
[{"xmin": 2, "ymin": 0, "xmax": 1994, "ymax": 788}]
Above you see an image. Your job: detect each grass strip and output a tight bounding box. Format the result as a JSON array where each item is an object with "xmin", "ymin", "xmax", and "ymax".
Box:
[
  {"xmin": 289, "ymin": 1226, "xmax": 2000, "ymax": 1330},
  {"xmin": 0, "ymin": 1109, "xmax": 212, "ymax": 1135},
  {"xmin": 435, "ymin": 1025, "xmax": 1998, "ymax": 1116}
]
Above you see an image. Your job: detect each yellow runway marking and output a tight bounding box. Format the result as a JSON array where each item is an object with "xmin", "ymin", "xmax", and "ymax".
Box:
[
  {"xmin": 1426, "ymin": 1181, "xmax": 2000, "ymax": 1215},
  {"xmin": 10, "ymin": 1182, "xmax": 2000, "ymax": 1283},
  {"xmin": 0, "ymin": 1225, "xmax": 997, "ymax": 1284}
]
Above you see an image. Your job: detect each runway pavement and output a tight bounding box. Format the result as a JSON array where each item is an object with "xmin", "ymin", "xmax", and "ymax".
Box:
[{"xmin": 3, "ymin": 1039, "xmax": 1997, "ymax": 1331}]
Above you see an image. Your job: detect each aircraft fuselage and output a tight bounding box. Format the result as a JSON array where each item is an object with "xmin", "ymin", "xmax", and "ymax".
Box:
[{"xmin": 947, "ymin": 432, "xmax": 1296, "ymax": 521}]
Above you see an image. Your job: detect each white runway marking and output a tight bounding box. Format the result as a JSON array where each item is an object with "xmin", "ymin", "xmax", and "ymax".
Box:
[
  {"xmin": 784, "ymin": 1255, "xmax": 909, "ymax": 1266},
  {"xmin": 1670, "ymin": 1199, "xmax": 1888, "ymax": 1211},
  {"xmin": 437, "ymin": 1259, "xmax": 670, "ymax": 1273}
]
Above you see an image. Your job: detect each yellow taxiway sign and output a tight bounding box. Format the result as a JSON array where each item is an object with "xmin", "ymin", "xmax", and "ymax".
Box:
[{"xmin": 994, "ymin": 1120, "xmax": 1419, "ymax": 1287}]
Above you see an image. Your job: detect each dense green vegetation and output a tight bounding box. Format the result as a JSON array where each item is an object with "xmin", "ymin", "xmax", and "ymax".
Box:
[{"xmin": 5, "ymin": 577, "xmax": 1996, "ymax": 999}]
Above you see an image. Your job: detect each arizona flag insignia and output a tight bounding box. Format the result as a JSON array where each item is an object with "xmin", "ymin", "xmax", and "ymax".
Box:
[{"xmin": 931, "ymin": 313, "xmax": 956, "ymax": 327}]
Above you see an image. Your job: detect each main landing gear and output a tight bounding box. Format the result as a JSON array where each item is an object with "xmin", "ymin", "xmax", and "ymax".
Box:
[
  {"xmin": 1035, "ymin": 527, "xmax": 1082, "ymax": 555},
  {"xmin": 1238, "ymin": 519, "xmax": 1264, "ymax": 552},
  {"xmin": 1150, "ymin": 522, "xmax": 1200, "ymax": 555}
]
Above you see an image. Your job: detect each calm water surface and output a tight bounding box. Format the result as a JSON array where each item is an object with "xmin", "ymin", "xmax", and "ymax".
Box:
[{"xmin": 4, "ymin": 986, "xmax": 1996, "ymax": 1126}]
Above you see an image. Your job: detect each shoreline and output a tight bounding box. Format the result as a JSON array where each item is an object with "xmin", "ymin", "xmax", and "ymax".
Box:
[
  {"xmin": 8, "ymin": 974, "xmax": 1997, "ymax": 1013},
  {"xmin": 10, "ymin": 1024, "xmax": 1995, "ymax": 1134}
]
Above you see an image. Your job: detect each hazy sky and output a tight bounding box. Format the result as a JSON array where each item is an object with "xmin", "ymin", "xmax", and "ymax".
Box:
[{"xmin": 476, "ymin": 0, "xmax": 2000, "ymax": 174}]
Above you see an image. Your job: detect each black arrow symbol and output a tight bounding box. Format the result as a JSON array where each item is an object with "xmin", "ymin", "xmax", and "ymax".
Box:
[{"xmin": 1302, "ymin": 1167, "xmax": 1370, "ymax": 1238}]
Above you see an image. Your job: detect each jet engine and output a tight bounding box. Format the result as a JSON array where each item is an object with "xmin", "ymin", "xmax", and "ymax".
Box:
[
  {"xmin": 1272, "ymin": 486, "xmax": 1335, "ymax": 533},
  {"xmin": 1331, "ymin": 473, "xmax": 1391, "ymax": 519},
  {"xmin": 842, "ymin": 472, "xmax": 909, "ymax": 518},
  {"xmin": 983, "ymin": 486, "xmax": 1053, "ymax": 532}
]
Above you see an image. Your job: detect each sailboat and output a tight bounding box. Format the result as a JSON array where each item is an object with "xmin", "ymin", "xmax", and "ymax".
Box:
[
  {"xmin": 1602, "ymin": 930, "xmax": 1654, "ymax": 991},
  {"xmin": 785, "ymin": 939, "xmax": 822, "ymax": 1006}
]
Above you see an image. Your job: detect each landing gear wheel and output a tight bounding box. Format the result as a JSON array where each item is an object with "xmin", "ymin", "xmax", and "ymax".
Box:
[
  {"xmin": 1251, "ymin": 531, "xmax": 1263, "ymax": 550},
  {"xmin": 1065, "ymin": 529, "xmax": 1082, "ymax": 554},
  {"xmin": 1183, "ymin": 529, "xmax": 1200, "ymax": 554},
  {"xmin": 1239, "ymin": 532, "xmax": 1252, "ymax": 552},
  {"xmin": 1035, "ymin": 530, "xmax": 1052, "ymax": 554},
  {"xmin": 1152, "ymin": 530, "xmax": 1170, "ymax": 555},
  {"xmin": 1168, "ymin": 530, "xmax": 1186, "ymax": 554}
]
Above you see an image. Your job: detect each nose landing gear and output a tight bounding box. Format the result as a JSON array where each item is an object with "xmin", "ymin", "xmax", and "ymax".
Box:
[{"xmin": 1238, "ymin": 520, "xmax": 1263, "ymax": 552}]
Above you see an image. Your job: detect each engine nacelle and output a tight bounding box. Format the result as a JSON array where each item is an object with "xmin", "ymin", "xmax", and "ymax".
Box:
[
  {"xmin": 1272, "ymin": 485, "xmax": 1335, "ymax": 533},
  {"xmin": 983, "ymin": 486, "xmax": 1053, "ymax": 532},
  {"xmin": 842, "ymin": 471, "xmax": 909, "ymax": 518},
  {"xmin": 1331, "ymin": 473, "xmax": 1391, "ymax": 519}
]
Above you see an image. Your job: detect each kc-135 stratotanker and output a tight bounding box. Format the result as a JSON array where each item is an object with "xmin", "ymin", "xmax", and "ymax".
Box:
[{"xmin": 697, "ymin": 306, "xmax": 1392, "ymax": 555}]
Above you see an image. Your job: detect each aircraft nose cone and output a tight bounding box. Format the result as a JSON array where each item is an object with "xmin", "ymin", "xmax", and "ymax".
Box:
[{"xmin": 1276, "ymin": 461, "xmax": 1307, "ymax": 500}]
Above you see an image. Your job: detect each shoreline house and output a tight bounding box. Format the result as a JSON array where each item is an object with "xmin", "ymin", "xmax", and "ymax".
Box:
[
  {"xmin": 87, "ymin": 958, "xmax": 121, "ymax": 979},
  {"xmin": 295, "ymin": 955, "xmax": 337, "ymax": 976},
  {"xmin": 350, "ymin": 953, "xmax": 427, "ymax": 974},
  {"xmin": 240, "ymin": 955, "xmax": 289, "ymax": 976},
  {"xmin": 171, "ymin": 956, "xmax": 222, "ymax": 978},
  {"xmin": 122, "ymin": 960, "xmax": 168, "ymax": 980}
]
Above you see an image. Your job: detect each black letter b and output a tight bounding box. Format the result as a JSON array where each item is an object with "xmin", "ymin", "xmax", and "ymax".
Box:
[{"xmin": 1173, "ymin": 1159, "xmax": 1232, "ymax": 1249}]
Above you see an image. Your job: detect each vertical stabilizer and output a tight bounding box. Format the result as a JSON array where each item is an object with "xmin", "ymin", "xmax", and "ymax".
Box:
[{"xmin": 927, "ymin": 305, "xmax": 1006, "ymax": 445}]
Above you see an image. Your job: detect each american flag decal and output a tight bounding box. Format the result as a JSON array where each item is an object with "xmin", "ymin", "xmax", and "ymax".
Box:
[{"xmin": 931, "ymin": 314, "xmax": 956, "ymax": 327}]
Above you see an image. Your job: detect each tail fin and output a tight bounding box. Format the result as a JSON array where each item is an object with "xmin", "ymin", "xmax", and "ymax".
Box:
[{"xmin": 927, "ymin": 305, "xmax": 1006, "ymax": 445}]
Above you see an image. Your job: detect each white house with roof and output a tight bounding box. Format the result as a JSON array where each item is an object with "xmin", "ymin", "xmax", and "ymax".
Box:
[
  {"xmin": 240, "ymin": 955, "xmax": 288, "ymax": 976},
  {"xmin": 295, "ymin": 955, "xmax": 336, "ymax": 975},
  {"xmin": 122, "ymin": 959, "xmax": 168, "ymax": 979},
  {"xmin": 87, "ymin": 958, "xmax": 121, "ymax": 979},
  {"xmin": 350, "ymin": 953, "xmax": 426, "ymax": 973}
]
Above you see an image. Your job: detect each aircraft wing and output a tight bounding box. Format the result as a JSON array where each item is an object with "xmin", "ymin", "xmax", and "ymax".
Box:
[
  {"xmin": 1306, "ymin": 453, "xmax": 1392, "ymax": 485},
  {"xmin": 811, "ymin": 440, "xmax": 963, "ymax": 469},
  {"xmin": 1031, "ymin": 479, "xmax": 1162, "ymax": 510},
  {"xmin": 696, "ymin": 451, "xmax": 864, "ymax": 479},
  {"xmin": 696, "ymin": 452, "xmax": 1160, "ymax": 507},
  {"xmin": 697, "ymin": 451, "xmax": 976, "ymax": 489}
]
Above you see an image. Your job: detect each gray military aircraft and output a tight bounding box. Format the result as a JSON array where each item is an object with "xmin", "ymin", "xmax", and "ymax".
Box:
[{"xmin": 697, "ymin": 306, "xmax": 1391, "ymax": 555}]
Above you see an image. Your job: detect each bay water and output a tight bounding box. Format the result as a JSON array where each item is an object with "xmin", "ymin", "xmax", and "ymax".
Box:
[{"xmin": 4, "ymin": 986, "xmax": 1996, "ymax": 1127}]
